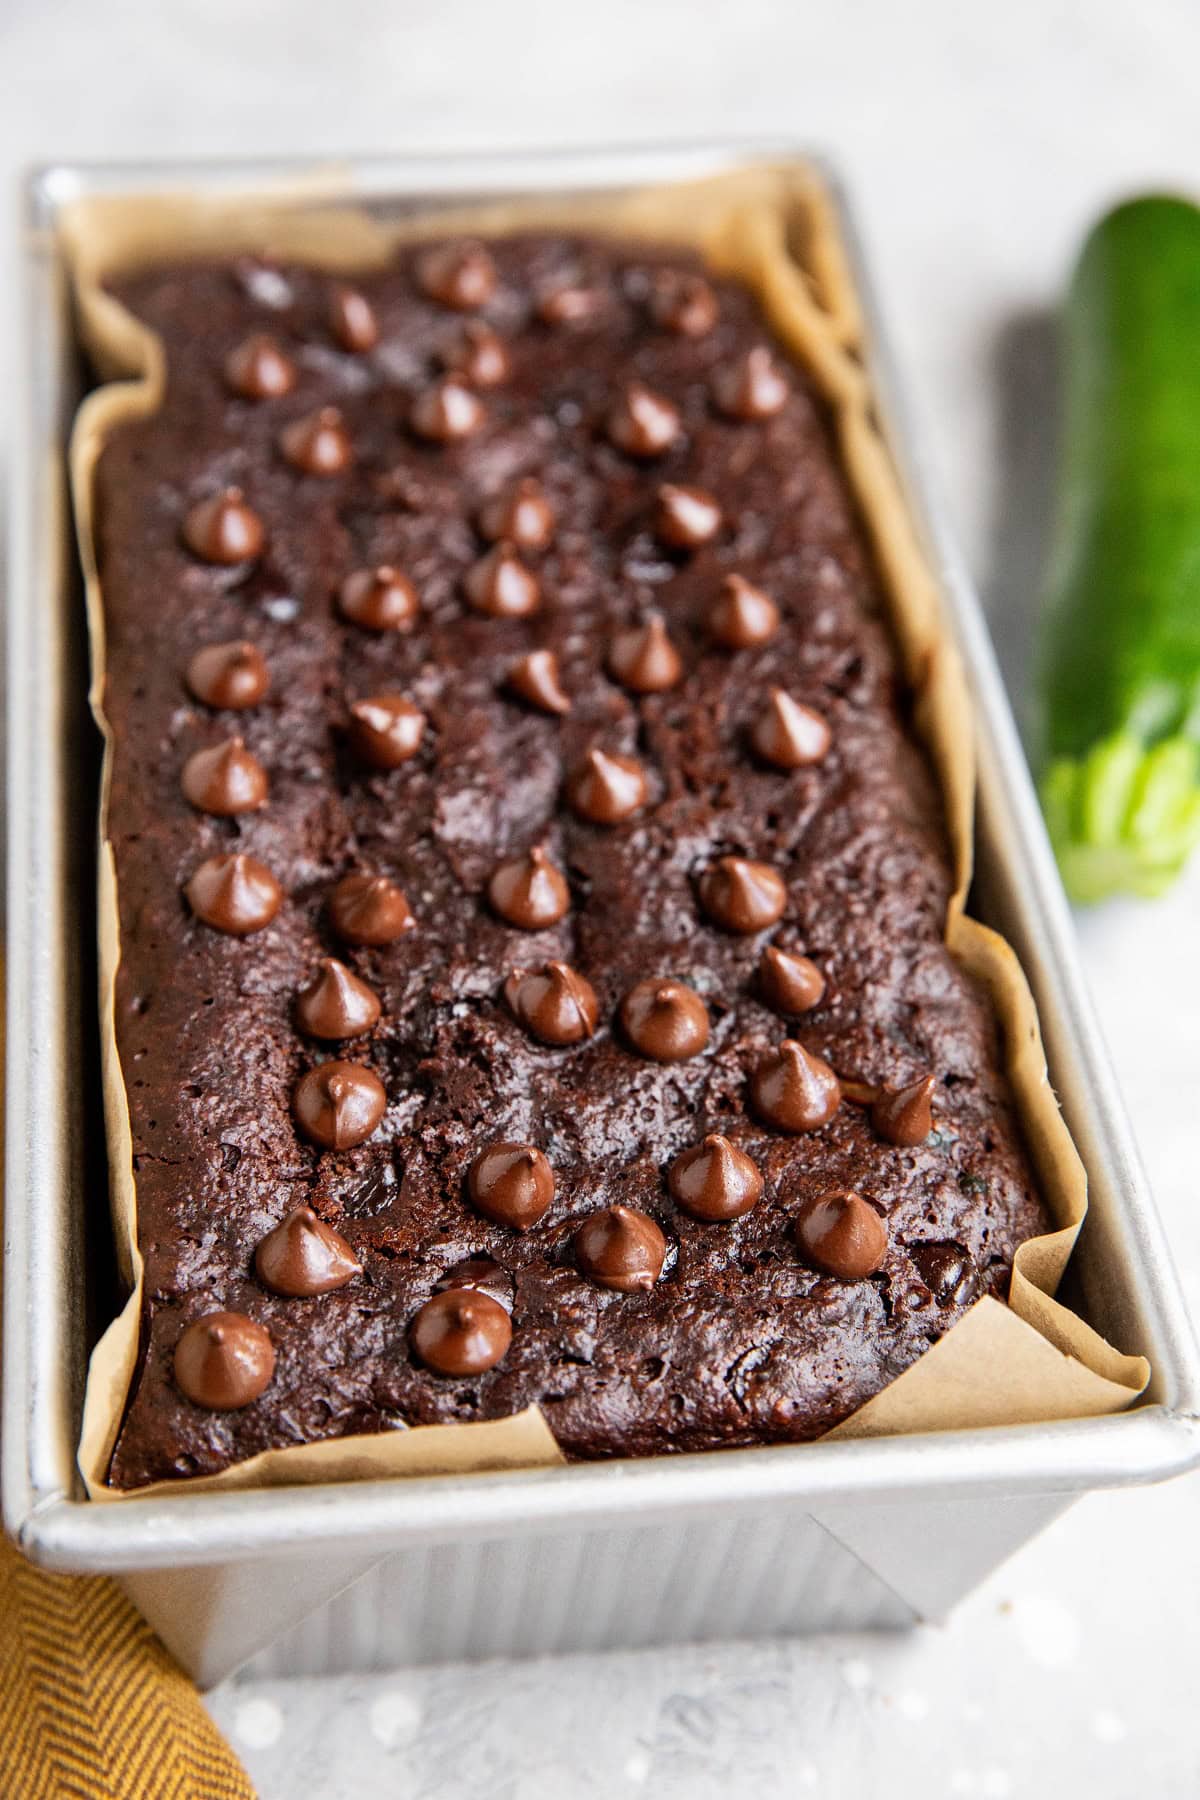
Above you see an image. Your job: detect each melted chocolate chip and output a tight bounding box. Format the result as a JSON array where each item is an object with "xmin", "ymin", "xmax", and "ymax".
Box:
[
  {"xmin": 708, "ymin": 575, "xmax": 780, "ymax": 649},
  {"xmin": 574, "ymin": 1206, "xmax": 667, "ymax": 1293},
  {"xmin": 465, "ymin": 543, "xmax": 541, "ymax": 618},
  {"xmin": 410, "ymin": 376, "xmax": 486, "ymax": 442},
  {"xmin": 759, "ymin": 946, "xmax": 826, "ymax": 1015},
  {"xmin": 648, "ymin": 270, "xmax": 719, "ymax": 337},
  {"xmin": 410, "ymin": 1289, "xmax": 512, "ymax": 1375},
  {"xmin": 478, "ymin": 478, "xmax": 556, "ymax": 551},
  {"xmin": 255, "ymin": 1207, "xmax": 362, "ymax": 1296},
  {"xmin": 668, "ymin": 1134, "xmax": 763, "ymax": 1222},
  {"xmin": 469, "ymin": 1142, "xmax": 555, "ymax": 1230},
  {"xmin": 186, "ymin": 640, "xmax": 270, "ymax": 710},
  {"xmin": 794, "ymin": 1190, "xmax": 887, "ymax": 1278},
  {"xmin": 347, "ymin": 695, "xmax": 427, "ymax": 769},
  {"xmin": 338, "ymin": 565, "xmax": 419, "ymax": 632},
  {"xmin": 295, "ymin": 958, "xmax": 382, "ymax": 1040},
  {"xmin": 872, "ymin": 1075, "xmax": 936, "ymax": 1147},
  {"xmin": 751, "ymin": 688, "xmax": 832, "ymax": 769},
  {"xmin": 698, "ymin": 856, "xmax": 787, "ymax": 933},
  {"xmin": 750, "ymin": 1040, "xmax": 841, "ymax": 1132},
  {"xmin": 506, "ymin": 649, "xmax": 571, "ymax": 715},
  {"xmin": 416, "ymin": 240, "xmax": 498, "ymax": 311},
  {"xmin": 224, "ymin": 334, "xmax": 297, "ymax": 399},
  {"xmin": 712, "ymin": 346, "xmax": 790, "ymax": 420},
  {"xmin": 607, "ymin": 383, "xmax": 681, "ymax": 457},
  {"xmin": 293, "ymin": 1060, "xmax": 386, "ymax": 1150},
  {"xmin": 329, "ymin": 872, "xmax": 415, "ymax": 946},
  {"xmin": 620, "ymin": 978, "xmax": 710, "ymax": 1062},
  {"xmin": 279, "ymin": 406, "xmax": 354, "ymax": 475},
  {"xmin": 655, "ymin": 483, "xmax": 723, "ymax": 549},
  {"xmin": 435, "ymin": 1257, "xmax": 515, "ymax": 1312},
  {"xmin": 182, "ymin": 488, "xmax": 265, "ymax": 565},
  {"xmin": 186, "ymin": 853, "xmax": 282, "ymax": 935},
  {"xmin": 442, "ymin": 321, "xmax": 511, "ymax": 387},
  {"xmin": 329, "ymin": 284, "xmax": 379, "ymax": 353},
  {"xmin": 607, "ymin": 615, "xmax": 683, "ymax": 693},
  {"xmin": 911, "ymin": 1241, "xmax": 979, "ymax": 1307},
  {"xmin": 174, "ymin": 1312, "xmax": 274, "ymax": 1409},
  {"xmin": 566, "ymin": 747, "xmax": 648, "ymax": 824},
  {"xmin": 181, "ymin": 737, "xmax": 268, "ymax": 816},
  {"xmin": 504, "ymin": 961, "xmax": 599, "ymax": 1045},
  {"xmin": 488, "ymin": 847, "xmax": 570, "ymax": 929}
]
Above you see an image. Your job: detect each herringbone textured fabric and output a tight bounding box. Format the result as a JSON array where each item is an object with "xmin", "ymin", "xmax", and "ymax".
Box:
[{"xmin": 0, "ymin": 1532, "xmax": 256, "ymax": 1799}]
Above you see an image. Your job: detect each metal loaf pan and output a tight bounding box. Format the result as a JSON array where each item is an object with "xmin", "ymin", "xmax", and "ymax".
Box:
[{"xmin": 6, "ymin": 143, "xmax": 1200, "ymax": 1688}]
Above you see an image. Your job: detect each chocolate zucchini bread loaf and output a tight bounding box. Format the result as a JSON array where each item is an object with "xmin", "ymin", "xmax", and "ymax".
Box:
[{"xmin": 92, "ymin": 229, "xmax": 1048, "ymax": 1488}]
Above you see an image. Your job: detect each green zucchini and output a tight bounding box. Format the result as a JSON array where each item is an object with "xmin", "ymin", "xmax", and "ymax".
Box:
[{"xmin": 1036, "ymin": 194, "xmax": 1200, "ymax": 901}]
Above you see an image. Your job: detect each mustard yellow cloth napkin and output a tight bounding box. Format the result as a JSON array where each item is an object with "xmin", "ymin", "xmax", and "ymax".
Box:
[{"xmin": 0, "ymin": 1529, "xmax": 256, "ymax": 1798}]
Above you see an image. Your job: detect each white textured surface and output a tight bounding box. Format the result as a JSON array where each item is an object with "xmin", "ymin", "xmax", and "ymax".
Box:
[{"xmin": 4, "ymin": 1, "xmax": 1200, "ymax": 1793}]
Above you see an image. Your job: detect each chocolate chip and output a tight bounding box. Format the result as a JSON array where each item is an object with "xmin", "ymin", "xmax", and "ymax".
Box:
[
  {"xmin": 750, "ymin": 1040, "xmax": 841, "ymax": 1132},
  {"xmin": 416, "ymin": 240, "xmax": 498, "ymax": 311},
  {"xmin": 489, "ymin": 846, "xmax": 570, "ymax": 929},
  {"xmin": 751, "ymin": 688, "xmax": 832, "ymax": 768},
  {"xmin": 607, "ymin": 615, "xmax": 683, "ymax": 694},
  {"xmin": 186, "ymin": 640, "xmax": 270, "ymax": 710},
  {"xmin": 712, "ymin": 346, "xmax": 790, "ymax": 420},
  {"xmin": 759, "ymin": 946, "xmax": 826, "ymax": 1015},
  {"xmin": 537, "ymin": 285, "xmax": 601, "ymax": 325},
  {"xmin": 410, "ymin": 375, "xmax": 486, "ymax": 442},
  {"xmin": 293, "ymin": 1060, "xmax": 386, "ymax": 1150},
  {"xmin": 295, "ymin": 959, "xmax": 382, "ymax": 1040},
  {"xmin": 872, "ymin": 1075, "xmax": 936, "ymax": 1147},
  {"xmin": 574, "ymin": 1206, "xmax": 666, "ymax": 1293},
  {"xmin": 338, "ymin": 565, "xmax": 420, "ymax": 632},
  {"xmin": 504, "ymin": 961, "xmax": 599, "ymax": 1045},
  {"xmin": 655, "ymin": 483, "xmax": 723, "ymax": 549},
  {"xmin": 698, "ymin": 856, "xmax": 787, "ymax": 933},
  {"xmin": 224, "ymin": 333, "xmax": 296, "ymax": 399},
  {"xmin": 668, "ymin": 1134, "xmax": 763, "ymax": 1221},
  {"xmin": 279, "ymin": 406, "xmax": 354, "ymax": 475},
  {"xmin": 506, "ymin": 649, "xmax": 571, "ymax": 715},
  {"xmin": 911, "ymin": 1241, "xmax": 979, "ymax": 1307},
  {"xmin": 181, "ymin": 737, "xmax": 268, "ymax": 816},
  {"xmin": 465, "ymin": 543, "xmax": 541, "ymax": 618},
  {"xmin": 648, "ymin": 270, "xmax": 718, "ymax": 337},
  {"xmin": 566, "ymin": 747, "xmax": 648, "ymax": 824},
  {"xmin": 182, "ymin": 488, "xmax": 265, "ymax": 565},
  {"xmin": 442, "ymin": 321, "xmax": 511, "ymax": 387},
  {"xmin": 607, "ymin": 382, "xmax": 681, "ymax": 457},
  {"xmin": 409, "ymin": 1289, "xmax": 512, "ymax": 1375},
  {"xmin": 709, "ymin": 575, "xmax": 780, "ymax": 649},
  {"xmin": 478, "ymin": 478, "xmax": 556, "ymax": 551},
  {"xmin": 329, "ymin": 872, "xmax": 415, "ymax": 946},
  {"xmin": 620, "ymin": 978, "xmax": 710, "ymax": 1062},
  {"xmin": 794, "ymin": 1190, "xmax": 887, "ymax": 1278},
  {"xmin": 347, "ymin": 695, "xmax": 427, "ymax": 769},
  {"xmin": 469, "ymin": 1142, "xmax": 555, "ymax": 1230},
  {"xmin": 174, "ymin": 1312, "xmax": 274, "ymax": 1409},
  {"xmin": 255, "ymin": 1207, "xmax": 362, "ymax": 1296},
  {"xmin": 329, "ymin": 284, "xmax": 379, "ymax": 353},
  {"xmin": 186, "ymin": 853, "xmax": 282, "ymax": 935}
]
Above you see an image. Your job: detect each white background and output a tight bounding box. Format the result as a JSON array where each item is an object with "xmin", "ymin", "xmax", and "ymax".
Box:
[{"xmin": 3, "ymin": 3, "xmax": 1199, "ymax": 1793}]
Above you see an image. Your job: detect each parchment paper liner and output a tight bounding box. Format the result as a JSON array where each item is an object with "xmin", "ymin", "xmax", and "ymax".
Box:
[{"xmin": 62, "ymin": 165, "xmax": 1148, "ymax": 1501}]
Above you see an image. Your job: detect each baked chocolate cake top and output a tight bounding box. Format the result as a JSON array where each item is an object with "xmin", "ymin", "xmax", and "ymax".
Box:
[{"xmin": 90, "ymin": 231, "xmax": 1047, "ymax": 1488}]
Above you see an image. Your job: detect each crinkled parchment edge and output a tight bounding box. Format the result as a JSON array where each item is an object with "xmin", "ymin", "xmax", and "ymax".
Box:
[{"xmin": 62, "ymin": 164, "xmax": 1147, "ymax": 1499}]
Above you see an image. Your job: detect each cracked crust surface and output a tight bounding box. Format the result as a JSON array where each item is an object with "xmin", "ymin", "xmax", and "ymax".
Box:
[{"xmin": 94, "ymin": 235, "xmax": 1047, "ymax": 1487}]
